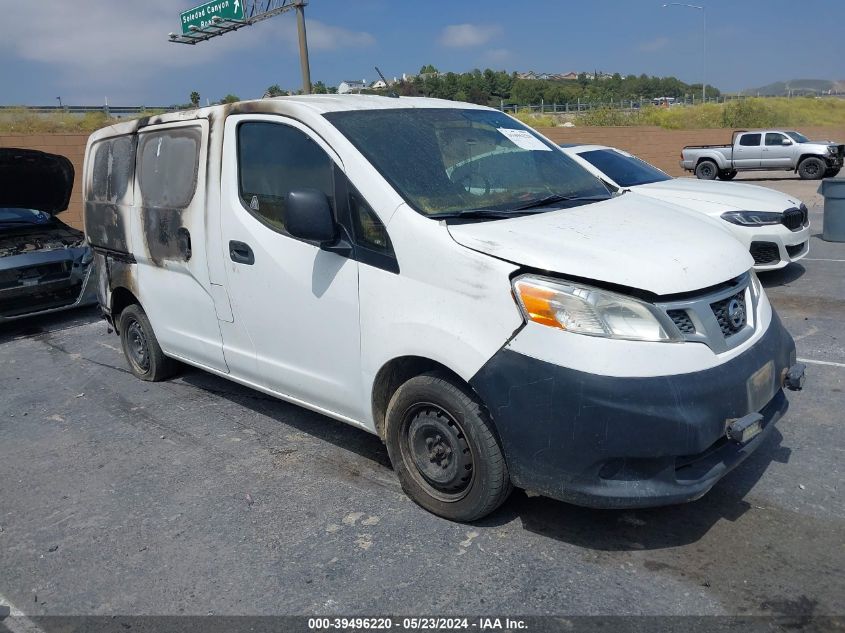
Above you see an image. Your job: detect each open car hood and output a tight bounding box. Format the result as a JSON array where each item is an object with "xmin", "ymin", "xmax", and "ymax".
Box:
[
  {"xmin": 0, "ymin": 148, "xmax": 75, "ymax": 215},
  {"xmin": 447, "ymin": 192, "xmax": 752, "ymax": 296}
]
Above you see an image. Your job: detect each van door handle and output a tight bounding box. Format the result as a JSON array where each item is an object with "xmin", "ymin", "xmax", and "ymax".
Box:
[{"xmin": 229, "ymin": 241, "xmax": 255, "ymax": 265}]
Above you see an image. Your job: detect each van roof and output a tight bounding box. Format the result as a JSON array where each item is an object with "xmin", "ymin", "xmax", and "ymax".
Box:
[{"xmin": 88, "ymin": 95, "xmax": 493, "ymax": 142}]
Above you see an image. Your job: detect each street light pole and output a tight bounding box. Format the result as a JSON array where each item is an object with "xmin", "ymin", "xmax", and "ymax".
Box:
[{"xmin": 662, "ymin": 3, "xmax": 706, "ymax": 103}]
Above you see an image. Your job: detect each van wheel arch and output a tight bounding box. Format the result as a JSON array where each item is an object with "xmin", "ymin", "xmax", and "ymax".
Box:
[
  {"xmin": 110, "ymin": 287, "xmax": 140, "ymax": 333},
  {"xmin": 372, "ymin": 356, "xmax": 474, "ymax": 440}
]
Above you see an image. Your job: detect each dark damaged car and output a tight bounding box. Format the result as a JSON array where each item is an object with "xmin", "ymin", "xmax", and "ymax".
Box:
[{"xmin": 0, "ymin": 148, "xmax": 96, "ymax": 322}]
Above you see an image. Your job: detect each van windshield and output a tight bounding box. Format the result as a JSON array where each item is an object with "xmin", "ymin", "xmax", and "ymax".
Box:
[{"xmin": 325, "ymin": 108, "xmax": 611, "ymax": 217}]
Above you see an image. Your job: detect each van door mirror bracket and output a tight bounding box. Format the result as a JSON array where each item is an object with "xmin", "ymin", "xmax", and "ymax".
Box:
[{"xmin": 321, "ymin": 225, "xmax": 354, "ymax": 257}]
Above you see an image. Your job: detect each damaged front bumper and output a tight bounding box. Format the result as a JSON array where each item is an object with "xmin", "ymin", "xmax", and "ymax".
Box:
[
  {"xmin": 470, "ymin": 311, "xmax": 800, "ymax": 509},
  {"xmin": 0, "ymin": 246, "xmax": 97, "ymax": 322}
]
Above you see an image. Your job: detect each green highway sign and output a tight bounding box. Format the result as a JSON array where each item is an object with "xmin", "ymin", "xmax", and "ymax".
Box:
[{"xmin": 180, "ymin": 0, "xmax": 244, "ymax": 35}]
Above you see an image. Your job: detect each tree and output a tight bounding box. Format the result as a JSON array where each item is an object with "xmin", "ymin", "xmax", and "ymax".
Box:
[
  {"xmin": 265, "ymin": 84, "xmax": 286, "ymax": 97},
  {"xmin": 189, "ymin": 91, "xmax": 200, "ymax": 107},
  {"xmin": 220, "ymin": 94, "xmax": 240, "ymax": 104},
  {"xmin": 312, "ymin": 81, "xmax": 328, "ymax": 94},
  {"xmin": 419, "ymin": 64, "xmax": 439, "ymax": 75}
]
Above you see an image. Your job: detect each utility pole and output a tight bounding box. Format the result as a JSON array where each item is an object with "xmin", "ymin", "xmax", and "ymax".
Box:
[
  {"xmin": 662, "ymin": 3, "xmax": 706, "ymax": 103},
  {"xmin": 296, "ymin": 1, "xmax": 312, "ymax": 94}
]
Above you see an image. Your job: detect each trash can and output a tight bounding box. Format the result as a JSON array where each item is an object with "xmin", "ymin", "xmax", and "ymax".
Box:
[{"xmin": 819, "ymin": 178, "xmax": 845, "ymax": 242}]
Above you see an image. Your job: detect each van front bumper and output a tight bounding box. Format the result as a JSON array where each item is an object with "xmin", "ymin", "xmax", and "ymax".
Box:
[{"xmin": 469, "ymin": 312, "xmax": 798, "ymax": 509}]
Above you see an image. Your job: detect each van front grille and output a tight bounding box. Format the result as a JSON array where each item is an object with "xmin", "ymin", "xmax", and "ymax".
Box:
[
  {"xmin": 667, "ymin": 309, "xmax": 696, "ymax": 334},
  {"xmin": 711, "ymin": 292, "xmax": 747, "ymax": 337}
]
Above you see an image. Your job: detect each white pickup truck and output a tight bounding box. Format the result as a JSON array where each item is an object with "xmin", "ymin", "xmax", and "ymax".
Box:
[{"xmin": 681, "ymin": 129, "xmax": 844, "ymax": 180}]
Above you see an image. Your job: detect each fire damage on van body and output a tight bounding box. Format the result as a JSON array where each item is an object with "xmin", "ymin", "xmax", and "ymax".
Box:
[{"xmin": 0, "ymin": 149, "xmax": 96, "ymax": 322}]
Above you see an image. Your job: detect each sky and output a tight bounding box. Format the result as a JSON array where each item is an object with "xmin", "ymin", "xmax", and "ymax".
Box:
[{"xmin": 0, "ymin": 0, "xmax": 842, "ymax": 106}]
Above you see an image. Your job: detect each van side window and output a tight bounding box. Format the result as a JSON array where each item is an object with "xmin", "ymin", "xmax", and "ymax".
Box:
[
  {"xmin": 137, "ymin": 128, "xmax": 201, "ymax": 208},
  {"xmin": 237, "ymin": 122, "xmax": 334, "ymax": 233},
  {"xmin": 739, "ymin": 133, "xmax": 761, "ymax": 147},
  {"xmin": 90, "ymin": 136, "xmax": 136, "ymax": 204},
  {"xmin": 350, "ymin": 189, "xmax": 392, "ymax": 254}
]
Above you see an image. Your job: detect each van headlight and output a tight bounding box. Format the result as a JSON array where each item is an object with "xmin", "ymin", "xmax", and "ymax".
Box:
[
  {"xmin": 720, "ymin": 211, "xmax": 782, "ymax": 226},
  {"xmin": 512, "ymin": 275, "xmax": 682, "ymax": 342}
]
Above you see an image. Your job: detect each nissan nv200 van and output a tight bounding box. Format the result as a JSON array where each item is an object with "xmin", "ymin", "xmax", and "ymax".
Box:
[{"xmin": 83, "ymin": 96, "xmax": 805, "ymax": 521}]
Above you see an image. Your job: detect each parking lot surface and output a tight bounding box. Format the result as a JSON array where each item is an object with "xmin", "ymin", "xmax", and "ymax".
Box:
[{"xmin": 1, "ymin": 173, "xmax": 843, "ymax": 619}]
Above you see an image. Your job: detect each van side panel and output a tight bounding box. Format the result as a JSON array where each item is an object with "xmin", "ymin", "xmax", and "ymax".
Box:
[
  {"xmin": 358, "ymin": 205, "xmax": 523, "ymax": 430},
  {"xmin": 130, "ymin": 120, "xmax": 228, "ymax": 373}
]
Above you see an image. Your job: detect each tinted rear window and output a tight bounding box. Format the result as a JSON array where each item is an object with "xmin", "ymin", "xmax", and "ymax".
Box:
[
  {"xmin": 138, "ymin": 128, "xmax": 201, "ymax": 208},
  {"xmin": 90, "ymin": 136, "xmax": 136, "ymax": 204}
]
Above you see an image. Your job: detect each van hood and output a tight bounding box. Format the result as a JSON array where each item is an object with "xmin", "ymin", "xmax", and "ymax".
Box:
[
  {"xmin": 634, "ymin": 178, "xmax": 800, "ymax": 213},
  {"xmin": 0, "ymin": 148, "xmax": 74, "ymax": 215},
  {"xmin": 447, "ymin": 192, "xmax": 753, "ymax": 296}
]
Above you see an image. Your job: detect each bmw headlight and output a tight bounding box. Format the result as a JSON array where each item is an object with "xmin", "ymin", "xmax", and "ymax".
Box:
[
  {"xmin": 720, "ymin": 211, "xmax": 783, "ymax": 226},
  {"xmin": 512, "ymin": 275, "xmax": 682, "ymax": 342}
]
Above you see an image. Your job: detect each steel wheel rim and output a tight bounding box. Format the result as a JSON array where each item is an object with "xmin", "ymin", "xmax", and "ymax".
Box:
[
  {"xmin": 399, "ymin": 402, "xmax": 475, "ymax": 503},
  {"xmin": 126, "ymin": 319, "xmax": 150, "ymax": 373},
  {"xmin": 700, "ymin": 163, "xmax": 714, "ymax": 178}
]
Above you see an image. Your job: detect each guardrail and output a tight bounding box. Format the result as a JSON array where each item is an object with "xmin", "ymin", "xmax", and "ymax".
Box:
[{"xmin": 0, "ymin": 105, "xmax": 174, "ymax": 115}]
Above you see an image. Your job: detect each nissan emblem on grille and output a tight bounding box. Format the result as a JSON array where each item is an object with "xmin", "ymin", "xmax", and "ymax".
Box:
[{"xmin": 727, "ymin": 298, "xmax": 746, "ymax": 331}]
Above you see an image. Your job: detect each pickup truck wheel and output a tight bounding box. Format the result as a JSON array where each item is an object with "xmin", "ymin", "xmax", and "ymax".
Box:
[
  {"xmin": 384, "ymin": 371, "xmax": 512, "ymax": 522},
  {"xmin": 119, "ymin": 304, "xmax": 178, "ymax": 381},
  {"xmin": 798, "ymin": 157, "xmax": 826, "ymax": 180},
  {"xmin": 695, "ymin": 160, "xmax": 718, "ymax": 180},
  {"xmin": 718, "ymin": 170, "xmax": 738, "ymax": 181}
]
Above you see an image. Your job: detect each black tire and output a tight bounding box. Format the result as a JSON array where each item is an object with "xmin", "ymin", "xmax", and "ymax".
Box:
[
  {"xmin": 119, "ymin": 304, "xmax": 178, "ymax": 381},
  {"xmin": 824, "ymin": 168, "xmax": 840, "ymax": 178},
  {"xmin": 695, "ymin": 160, "xmax": 718, "ymax": 180},
  {"xmin": 384, "ymin": 371, "xmax": 512, "ymax": 522},
  {"xmin": 717, "ymin": 170, "xmax": 738, "ymax": 181},
  {"xmin": 798, "ymin": 157, "xmax": 826, "ymax": 180}
]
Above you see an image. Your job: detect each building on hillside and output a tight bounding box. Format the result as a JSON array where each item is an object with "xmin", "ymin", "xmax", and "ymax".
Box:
[
  {"xmin": 338, "ymin": 79, "xmax": 366, "ymax": 94},
  {"xmin": 516, "ymin": 71, "xmax": 582, "ymax": 81}
]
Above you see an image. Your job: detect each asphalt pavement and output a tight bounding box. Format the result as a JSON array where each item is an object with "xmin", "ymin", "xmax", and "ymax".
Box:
[{"xmin": 0, "ymin": 173, "xmax": 843, "ymax": 623}]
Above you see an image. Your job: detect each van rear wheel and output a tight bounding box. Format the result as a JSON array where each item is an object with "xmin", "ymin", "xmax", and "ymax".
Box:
[
  {"xmin": 119, "ymin": 304, "xmax": 177, "ymax": 382},
  {"xmin": 384, "ymin": 371, "xmax": 512, "ymax": 522},
  {"xmin": 695, "ymin": 160, "xmax": 718, "ymax": 180}
]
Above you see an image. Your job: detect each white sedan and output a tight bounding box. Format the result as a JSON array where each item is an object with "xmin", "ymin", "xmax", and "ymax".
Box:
[{"xmin": 559, "ymin": 144, "xmax": 811, "ymax": 271}]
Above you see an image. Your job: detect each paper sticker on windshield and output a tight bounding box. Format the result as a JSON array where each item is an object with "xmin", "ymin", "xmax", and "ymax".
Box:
[{"xmin": 497, "ymin": 128, "xmax": 552, "ymax": 151}]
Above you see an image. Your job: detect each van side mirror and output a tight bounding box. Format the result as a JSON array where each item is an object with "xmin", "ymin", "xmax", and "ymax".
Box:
[
  {"xmin": 782, "ymin": 138, "xmax": 792, "ymax": 145},
  {"xmin": 285, "ymin": 189, "xmax": 337, "ymax": 244}
]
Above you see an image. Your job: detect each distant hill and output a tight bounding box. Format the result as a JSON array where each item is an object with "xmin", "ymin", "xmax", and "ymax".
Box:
[{"xmin": 741, "ymin": 79, "xmax": 845, "ymax": 96}]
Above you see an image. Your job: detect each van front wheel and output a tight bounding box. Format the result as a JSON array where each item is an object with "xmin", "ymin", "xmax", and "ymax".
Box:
[
  {"xmin": 119, "ymin": 304, "xmax": 177, "ymax": 382},
  {"xmin": 385, "ymin": 372, "xmax": 512, "ymax": 521}
]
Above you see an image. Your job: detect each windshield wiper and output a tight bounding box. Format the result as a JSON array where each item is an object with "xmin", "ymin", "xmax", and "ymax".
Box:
[
  {"xmin": 429, "ymin": 208, "xmax": 549, "ymax": 220},
  {"xmin": 510, "ymin": 194, "xmax": 610, "ymax": 211}
]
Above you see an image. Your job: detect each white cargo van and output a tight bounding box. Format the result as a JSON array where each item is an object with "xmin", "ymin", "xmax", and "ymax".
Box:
[{"xmin": 83, "ymin": 96, "xmax": 804, "ymax": 521}]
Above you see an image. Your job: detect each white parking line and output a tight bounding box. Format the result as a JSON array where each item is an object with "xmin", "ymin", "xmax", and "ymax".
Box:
[
  {"xmin": 798, "ymin": 357, "xmax": 845, "ymax": 368},
  {"xmin": 802, "ymin": 258, "xmax": 845, "ymax": 263},
  {"xmin": 0, "ymin": 592, "xmax": 47, "ymax": 633}
]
